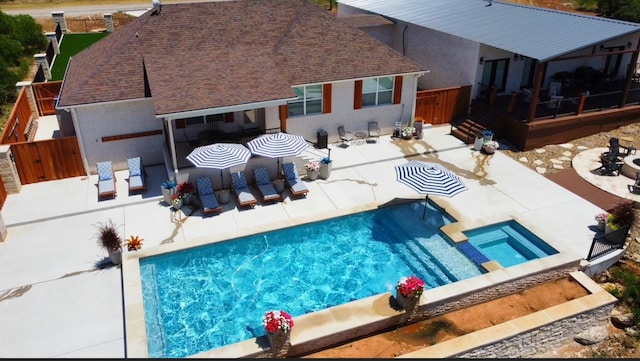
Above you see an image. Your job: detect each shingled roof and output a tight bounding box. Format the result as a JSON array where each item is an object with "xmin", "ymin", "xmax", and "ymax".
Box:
[{"xmin": 57, "ymin": 0, "xmax": 424, "ymax": 116}]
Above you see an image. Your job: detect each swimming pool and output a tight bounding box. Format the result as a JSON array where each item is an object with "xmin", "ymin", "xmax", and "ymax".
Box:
[
  {"xmin": 138, "ymin": 201, "xmax": 557, "ymax": 358},
  {"xmin": 464, "ymin": 221, "xmax": 558, "ymax": 268}
]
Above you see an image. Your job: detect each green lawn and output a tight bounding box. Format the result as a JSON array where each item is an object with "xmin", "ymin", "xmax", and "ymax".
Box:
[{"xmin": 50, "ymin": 32, "xmax": 109, "ymax": 80}]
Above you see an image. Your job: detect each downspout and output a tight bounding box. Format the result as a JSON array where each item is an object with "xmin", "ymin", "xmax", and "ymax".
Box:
[
  {"xmin": 402, "ymin": 25, "xmax": 408, "ymax": 56},
  {"xmin": 410, "ymin": 74, "xmax": 419, "ymax": 125},
  {"xmin": 165, "ymin": 117, "xmax": 179, "ymax": 181},
  {"xmin": 69, "ymin": 107, "xmax": 90, "ymax": 176}
]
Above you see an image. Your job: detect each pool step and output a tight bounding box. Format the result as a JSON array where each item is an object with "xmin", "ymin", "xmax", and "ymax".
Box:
[
  {"xmin": 414, "ymin": 238, "xmax": 483, "ymax": 280},
  {"xmin": 501, "ymin": 226, "xmax": 550, "ymax": 259}
]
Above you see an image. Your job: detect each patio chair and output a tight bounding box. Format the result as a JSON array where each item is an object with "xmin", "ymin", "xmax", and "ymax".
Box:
[
  {"xmin": 629, "ymin": 172, "xmax": 640, "ymax": 194},
  {"xmin": 592, "ymin": 156, "xmax": 623, "ymax": 176},
  {"xmin": 127, "ymin": 157, "xmax": 147, "ymax": 194},
  {"xmin": 601, "ymin": 137, "xmax": 636, "ymax": 161},
  {"xmin": 368, "ymin": 121, "xmax": 380, "ymax": 143},
  {"xmin": 230, "ymin": 171, "xmax": 258, "ymax": 208},
  {"xmin": 96, "ymin": 161, "xmax": 116, "ymax": 199},
  {"xmin": 196, "ymin": 177, "xmax": 222, "ymax": 216},
  {"xmin": 282, "ymin": 162, "xmax": 309, "ymax": 197},
  {"xmin": 253, "ymin": 167, "xmax": 281, "ymax": 203},
  {"xmin": 337, "ymin": 125, "xmax": 353, "ymax": 147}
]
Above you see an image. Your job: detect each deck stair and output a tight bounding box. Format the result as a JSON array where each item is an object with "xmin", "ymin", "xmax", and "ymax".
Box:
[{"xmin": 450, "ymin": 101, "xmax": 499, "ymax": 145}]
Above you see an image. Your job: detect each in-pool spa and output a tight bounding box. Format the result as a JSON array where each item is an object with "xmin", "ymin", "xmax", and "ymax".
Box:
[{"xmin": 463, "ymin": 220, "xmax": 558, "ymax": 267}]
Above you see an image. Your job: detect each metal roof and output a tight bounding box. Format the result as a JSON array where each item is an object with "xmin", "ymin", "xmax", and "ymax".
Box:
[{"xmin": 338, "ymin": 0, "xmax": 640, "ymax": 62}]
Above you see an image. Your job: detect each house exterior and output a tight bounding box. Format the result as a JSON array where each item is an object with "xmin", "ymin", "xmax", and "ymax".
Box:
[
  {"xmin": 338, "ymin": 0, "xmax": 640, "ymax": 124},
  {"xmin": 56, "ymin": 0, "xmax": 426, "ymax": 177}
]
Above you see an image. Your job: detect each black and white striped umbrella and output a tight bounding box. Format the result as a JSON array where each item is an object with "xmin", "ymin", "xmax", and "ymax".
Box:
[
  {"xmin": 186, "ymin": 143, "xmax": 251, "ymax": 188},
  {"xmin": 247, "ymin": 132, "xmax": 309, "ymax": 175},
  {"xmin": 395, "ymin": 160, "xmax": 467, "ymax": 219}
]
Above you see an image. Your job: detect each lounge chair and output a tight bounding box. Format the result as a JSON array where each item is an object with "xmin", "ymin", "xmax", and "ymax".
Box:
[
  {"xmin": 338, "ymin": 125, "xmax": 353, "ymax": 147},
  {"xmin": 127, "ymin": 157, "xmax": 146, "ymax": 194},
  {"xmin": 601, "ymin": 137, "xmax": 636, "ymax": 161},
  {"xmin": 96, "ymin": 161, "xmax": 116, "ymax": 199},
  {"xmin": 282, "ymin": 162, "xmax": 309, "ymax": 197},
  {"xmin": 230, "ymin": 171, "xmax": 258, "ymax": 208},
  {"xmin": 253, "ymin": 167, "xmax": 281, "ymax": 203},
  {"xmin": 368, "ymin": 121, "xmax": 380, "ymax": 143},
  {"xmin": 196, "ymin": 177, "xmax": 222, "ymax": 216},
  {"xmin": 592, "ymin": 156, "xmax": 623, "ymax": 176},
  {"xmin": 629, "ymin": 172, "xmax": 640, "ymax": 194}
]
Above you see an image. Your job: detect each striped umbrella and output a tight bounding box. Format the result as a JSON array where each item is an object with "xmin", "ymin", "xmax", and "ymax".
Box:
[
  {"xmin": 394, "ymin": 160, "xmax": 467, "ymax": 219},
  {"xmin": 247, "ymin": 132, "xmax": 309, "ymax": 176},
  {"xmin": 186, "ymin": 143, "xmax": 251, "ymax": 189}
]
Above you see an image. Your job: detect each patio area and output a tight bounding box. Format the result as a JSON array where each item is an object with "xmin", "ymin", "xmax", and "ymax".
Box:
[{"xmin": 0, "ymin": 124, "xmax": 624, "ymax": 357}]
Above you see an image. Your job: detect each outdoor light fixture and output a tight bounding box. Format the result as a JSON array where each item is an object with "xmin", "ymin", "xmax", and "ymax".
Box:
[
  {"xmin": 513, "ymin": 53, "xmax": 519, "ymax": 61},
  {"xmin": 600, "ymin": 44, "xmax": 606, "ymax": 51},
  {"xmin": 628, "ymin": 41, "xmax": 632, "ymax": 49},
  {"xmin": 479, "ymin": 56, "xmax": 484, "ymax": 65}
]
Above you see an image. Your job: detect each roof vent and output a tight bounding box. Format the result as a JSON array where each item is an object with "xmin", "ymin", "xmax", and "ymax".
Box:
[{"xmin": 151, "ymin": 0, "xmax": 162, "ymax": 16}]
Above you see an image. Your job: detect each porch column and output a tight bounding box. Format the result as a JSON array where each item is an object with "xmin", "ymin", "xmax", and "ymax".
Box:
[
  {"xmin": 69, "ymin": 108, "xmax": 91, "ymax": 176},
  {"xmin": 165, "ymin": 118, "xmax": 179, "ymax": 180},
  {"xmin": 621, "ymin": 48, "xmax": 639, "ymax": 107},
  {"xmin": 15, "ymin": 81, "xmax": 38, "ymax": 117},
  {"xmin": 0, "ymin": 145, "xmax": 22, "ymax": 195},
  {"xmin": 104, "ymin": 13, "xmax": 114, "ymax": 33},
  {"xmin": 528, "ymin": 63, "xmax": 546, "ymax": 122}
]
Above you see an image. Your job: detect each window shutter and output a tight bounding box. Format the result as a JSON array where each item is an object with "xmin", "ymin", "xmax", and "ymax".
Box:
[
  {"xmin": 323, "ymin": 84, "xmax": 332, "ymax": 114},
  {"xmin": 224, "ymin": 112, "xmax": 234, "ymax": 123},
  {"xmin": 393, "ymin": 76, "xmax": 403, "ymax": 104},
  {"xmin": 175, "ymin": 119, "xmax": 186, "ymax": 129},
  {"xmin": 354, "ymin": 80, "xmax": 363, "ymax": 109}
]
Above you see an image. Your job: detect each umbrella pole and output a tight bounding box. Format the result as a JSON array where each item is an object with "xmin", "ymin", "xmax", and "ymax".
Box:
[
  {"xmin": 422, "ymin": 195, "xmax": 429, "ymax": 220},
  {"xmin": 220, "ymin": 170, "xmax": 224, "ymax": 190}
]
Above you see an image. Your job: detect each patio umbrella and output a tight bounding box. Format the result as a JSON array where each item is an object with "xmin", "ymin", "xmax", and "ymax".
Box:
[
  {"xmin": 186, "ymin": 143, "xmax": 251, "ymax": 189},
  {"xmin": 394, "ymin": 160, "xmax": 468, "ymax": 219},
  {"xmin": 247, "ymin": 132, "xmax": 309, "ymax": 177}
]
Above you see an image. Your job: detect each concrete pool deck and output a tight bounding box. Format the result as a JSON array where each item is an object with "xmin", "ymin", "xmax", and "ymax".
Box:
[{"xmin": 0, "ymin": 125, "xmax": 621, "ymax": 357}]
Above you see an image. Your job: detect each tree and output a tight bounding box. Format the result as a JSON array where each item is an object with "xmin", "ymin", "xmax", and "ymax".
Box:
[
  {"xmin": 596, "ymin": 0, "xmax": 640, "ymax": 23},
  {"xmin": 0, "ymin": 10, "xmax": 47, "ymax": 119}
]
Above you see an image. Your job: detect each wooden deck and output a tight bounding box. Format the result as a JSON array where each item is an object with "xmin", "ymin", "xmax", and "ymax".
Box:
[{"xmin": 546, "ymin": 168, "xmax": 627, "ymax": 211}]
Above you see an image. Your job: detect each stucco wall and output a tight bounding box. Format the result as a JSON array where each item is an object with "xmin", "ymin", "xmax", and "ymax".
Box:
[
  {"xmin": 74, "ymin": 99, "xmax": 165, "ymax": 173},
  {"xmin": 284, "ymin": 75, "xmax": 419, "ymax": 145}
]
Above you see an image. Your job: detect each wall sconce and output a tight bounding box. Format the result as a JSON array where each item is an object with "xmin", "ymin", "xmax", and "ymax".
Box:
[
  {"xmin": 479, "ymin": 56, "xmax": 484, "ymax": 65},
  {"xmin": 600, "ymin": 44, "xmax": 606, "ymax": 51},
  {"xmin": 628, "ymin": 41, "xmax": 632, "ymax": 49},
  {"xmin": 513, "ymin": 53, "xmax": 520, "ymax": 61}
]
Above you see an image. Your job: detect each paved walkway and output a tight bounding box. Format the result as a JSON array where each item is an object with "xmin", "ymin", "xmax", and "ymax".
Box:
[{"xmin": 0, "ymin": 125, "xmax": 631, "ymax": 357}]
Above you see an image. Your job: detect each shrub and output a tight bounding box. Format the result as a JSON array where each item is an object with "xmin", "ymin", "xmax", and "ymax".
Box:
[{"xmin": 608, "ymin": 202, "xmax": 635, "ymax": 229}]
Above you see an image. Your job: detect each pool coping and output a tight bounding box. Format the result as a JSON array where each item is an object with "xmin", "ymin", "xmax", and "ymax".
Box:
[{"xmin": 122, "ymin": 197, "xmax": 590, "ymax": 358}]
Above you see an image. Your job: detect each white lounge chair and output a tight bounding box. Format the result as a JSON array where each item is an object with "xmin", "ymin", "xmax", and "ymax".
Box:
[
  {"xmin": 368, "ymin": 121, "xmax": 380, "ymax": 143},
  {"xmin": 96, "ymin": 161, "xmax": 116, "ymax": 199},
  {"xmin": 196, "ymin": 177, "xmax": 222, "ymax": 216},
  {"xmin": 283, "ymin": 162, "xmax": 309, "ymax": 197},
  {"xmin": 231, "ymin": 171, "xmax": 258, "ymax": 208},
  {"xmin": 254, "ymin": 167, "xmax": 281, "ymax": 203},
  {"xmin": 127, "ymin": 157, "xmax": 146, "ymax": 194}
]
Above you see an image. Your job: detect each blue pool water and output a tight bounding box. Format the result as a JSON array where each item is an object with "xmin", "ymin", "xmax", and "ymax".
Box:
[
  {"xmin": 465, "ymin": 221, "xmax": 558, "ymax": 267},
  {"xmin": 138, "ymin": 202, "xmax": 556, "ymax": 358}
]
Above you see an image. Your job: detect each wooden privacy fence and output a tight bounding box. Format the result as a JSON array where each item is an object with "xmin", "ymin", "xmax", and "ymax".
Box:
[
  {"xmin": 11, "ymin": 137, "xmax": 84, "ymax": 185},
  {"xmin": 32, "ymin": 81, "xmax": 61, "ymax": 116},
  {"xmin": 415, "ymin": 85, "xmax": 471, "ymax": 125}
]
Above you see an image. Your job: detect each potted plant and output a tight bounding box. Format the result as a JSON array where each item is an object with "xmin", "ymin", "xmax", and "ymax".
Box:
[
  {"xmin": 125, "ymin": 235, "xmax": 144, "ymax": 251},
  {"xmin": 395, "ymin": 276, "xmax": 425, "ymax": 311},
  {"xmin": 161, "ymin": 180, "xmax": 177, "ymax": 205},
  {"xmin": 93, "ymin": 219, "xmax": 123, "ymax": 265},
  {"xmin": 402, "ymin": 126, "xmax": 415, "ymax": 140},
  {"xmin": 483, "ymin": 140, "xmax": 499, "ymax": 154},
  {"xmin": 595, "ymin": 212, "xmax": 609, "ymax": 231},
  {"xmin": 473, "ymin": 130, "xmax": 484, "ymax": 151},
  {"xmin": 171, "ymin": 193, "xmax": 183, "ymax": 210},
  {"xmin": 319, "ymin": 156, "xmax": 332, "ymax": 180},
  {"xmin": 606, "ymin": 202, "xmax": 635, "ymax": 234},
  {"xmin": 177, "ymin": 181, "xmax": 195, "ymax": 205},
  {"xmin": 263, "ymin": 310, "xmax": 294, "ymax": 350},
  {"xmin": 304, "ymin": 160, "xmax": 320, "ymax": 181},
  {"xmin": 482, "ymin": 129, "xmax": 494, "ymax": 142}
]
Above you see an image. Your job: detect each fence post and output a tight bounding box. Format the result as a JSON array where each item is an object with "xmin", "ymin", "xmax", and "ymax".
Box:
[
  {"xmin": 45, "ymin": 32, "xmax": 60, "ymax": 54},
  {"xmin": 0, "ymin": 145, "xmax": 22, "ymax": 195},
  {"xmin": 15, "ymin": 81, "xmax": 38, "ymax": 118},
  {"xmin": 51, "ymin": 11, "xmax": 67, "ymax": 34},
  {"xmin": 104, "ymin": 13, "xmax": 114, "ymax": 32},
  {"xmin": 34, "ymin": 54, "xmax": 51, "ymax": 81},
  {"xmin": 0, "ymin": 211, "xmax": 7, "ymax": 242}
]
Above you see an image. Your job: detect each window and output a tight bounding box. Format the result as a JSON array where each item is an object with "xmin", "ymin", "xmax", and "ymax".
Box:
[
  {"xmin": 288, "ymin": 84, "xmax": 323, "ymax": 117},
  {"xmin": 362, "ymin": 77, "xmax": 393, "ymax": 106},
  {"xmin": 181, "ymin": 114, "xmax": 225, "ymax": 127}
]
